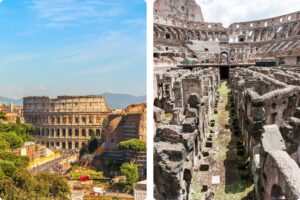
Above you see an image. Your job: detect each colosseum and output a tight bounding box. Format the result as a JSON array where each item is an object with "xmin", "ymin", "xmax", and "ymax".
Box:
[
  {"xmin": 154, "ymin": 0, "xmax": 300, "ymax": 200},
  {"xmin": 23, "ymin": 95, "xmax": 110, "ymax": 150}
]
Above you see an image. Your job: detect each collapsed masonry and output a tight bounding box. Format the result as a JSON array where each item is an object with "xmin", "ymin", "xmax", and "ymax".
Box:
[
  {"xmin": 229, "ymin": 67, "xmax": 300, "ymax": 200},
  {"xmin": 154, "ymin": 67, "xmax": 219, "ymax": 199}
]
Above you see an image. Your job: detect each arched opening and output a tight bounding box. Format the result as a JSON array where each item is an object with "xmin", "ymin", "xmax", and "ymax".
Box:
[
  {"xmin": 166, "ymin": 33, "xmax": 171, "ymax": 39},
  {"xmin": 89, "ymin": 129, "xmax": 94, "ymax": 137},
  {"xmin": 220, "ymin": 51, "xmax": 229, "ymax": 64},
  {"xmin": 75, "ymin": 129, "xmax": 79, "ymax": 136},
  {"xmin": 68, "ymin": 129, "xmax": 72, "ymax": 137},
  {"xmin": 68, "ymin": 142, "xmax": 72, "ymax": 149},
  {"xmin": 82, "ymin": 129, "xmax": 86, "ymax": 137},
  {"xmin": 183, "ymin": 169, "xmax": 192, "ymax": 200},
  {"xmin": 62, "ymin": 142, "xmax": 66, "ymax": 149},
  {"xmin": 56, "ymin": 129, "xmax": 60, "ymax": 137},
  {"xmin": 271, "ymin": 184, "xmax": 286, "ymax": 200},
  {"xmin": 96, "ymin": 129, "xmax": 101, "ymax": 136},
  {"xmin": 62, "ymin": 129, "xmax": 66, "ymax": 137},
  {"xmin": 75, "ymin": 142, "xmax": 79, "ymax": 149}
]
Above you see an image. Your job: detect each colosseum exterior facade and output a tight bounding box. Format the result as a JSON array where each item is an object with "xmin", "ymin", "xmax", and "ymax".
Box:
[{"xmin": 23, "ymin": 95, "xmax": 110, "ymax": 150}]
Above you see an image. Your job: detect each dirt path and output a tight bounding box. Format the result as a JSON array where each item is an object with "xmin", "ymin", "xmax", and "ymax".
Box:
[{"xmin": 191, "ymin": 81, "xmax": 255, "ymax": 200}]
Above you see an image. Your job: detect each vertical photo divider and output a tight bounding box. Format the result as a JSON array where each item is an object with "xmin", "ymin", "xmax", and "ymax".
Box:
[{"xmin": 146, "ymin": 0, "xmax": 154, "ymax": 199}]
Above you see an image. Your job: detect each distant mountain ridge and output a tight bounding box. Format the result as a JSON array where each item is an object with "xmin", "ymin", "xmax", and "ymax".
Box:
[{"xmin": 0, "ymin": 93, "xmax": 146, "ymax": 109}]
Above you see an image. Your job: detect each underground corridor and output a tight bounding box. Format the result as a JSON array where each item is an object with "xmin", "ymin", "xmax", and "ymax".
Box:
[{"xmin": 190, "ymin": 81, "xmax": 256, "ymax": 200}]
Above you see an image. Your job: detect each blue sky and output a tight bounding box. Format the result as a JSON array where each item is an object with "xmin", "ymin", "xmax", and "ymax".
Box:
[{"xmin": 0, "ymin": 0, "xmax": 146, "ymax": 99}]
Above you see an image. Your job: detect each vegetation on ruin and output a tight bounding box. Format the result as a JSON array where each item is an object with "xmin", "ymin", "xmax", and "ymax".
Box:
[
  {"xmin": 120, "ymin": 162, "xmax": 139, "ymax": 192},
  {"xmin": 118, "ymin": 139, "xmax": 146, "ymax": 152},
  {"xmin": 165, "ymin": 113, "xmax": 173, "ymax": 121},
  {"xmin": 79, "ymin": 132, "xmax": 102, "ymax": 158},
  {"xmin": 68, "ymin": 167, "xmax": 104, "ymax": 180}
]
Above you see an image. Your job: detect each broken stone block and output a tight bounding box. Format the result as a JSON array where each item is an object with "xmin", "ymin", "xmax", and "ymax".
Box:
[{"xmin": 182, "ymin": 117, "xmax": 197, "ymax": 133}]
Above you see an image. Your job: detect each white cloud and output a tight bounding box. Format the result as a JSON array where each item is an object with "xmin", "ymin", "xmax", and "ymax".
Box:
[
  {"xmin": 30, "ymin": 0, "xmax": 125, "ymax": 27},
  {"xmin": 196, "ymin": 0, "xmax": 300, "ymax": 27}
]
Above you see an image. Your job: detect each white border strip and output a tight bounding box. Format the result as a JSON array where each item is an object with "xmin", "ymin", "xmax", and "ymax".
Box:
[{"xmin": 146, "ymin": 0, "xmax": 154, "ymax": 199}]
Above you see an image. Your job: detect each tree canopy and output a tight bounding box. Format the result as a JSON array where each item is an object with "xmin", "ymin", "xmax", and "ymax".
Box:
[
  {"xmin": 118, "ymin": 139, "xmax": 146, "ymax": 152},
  {"xmin": 120, "ymin": 162, "xmax": 139, "ymax": 188}
]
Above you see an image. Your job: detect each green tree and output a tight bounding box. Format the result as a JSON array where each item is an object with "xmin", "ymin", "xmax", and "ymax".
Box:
[
  {"xmin": 12, "ymin": 170, "xmax": 36, "ymax": 192},
  {"xmin": 118, "ymin": 139, "xmax": 146, "ymax": 152},
  {"xmin": 16, "ymin": 117, "xmax": 21, "ymax": 124},
  {"xmin": 0, "ymin": 152, "xmax": 29, "ymax": 169},
  {"xmin": 0, "ymin": 140, "xmax": 9, "ymax": 150},
  {"xmin": 35, "ymin": 172, "xmax": 70, "ymax": 199},
  {"xmin": 0, "ymin": 132, "xmax": 24, "ymax": 148},
  {"xmin": 88, "ymin": 137, "xmax": 99, "ymax": 153},
  {"xmin": 102, "ymin": 118, "xmax": 108, "ymax": 126},
  {"xmin": 0, "ymin": 160, "xmax": 17, "ymax": 177},
  {"xmin": 120, "ymin": 162, "xmax": 139, "ymax": 187},
  {"xmin": 0, "ymin": 112, "xmax": 7, "ymax": 120}
]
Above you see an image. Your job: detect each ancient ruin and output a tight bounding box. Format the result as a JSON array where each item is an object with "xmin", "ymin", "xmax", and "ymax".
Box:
[
  {"xmin": 23, "ymin": 95, "xmax": 110, "ymax": 150},
  {"xmin": 154, "ymin": 0, "xmax": 300, "ymax": 199}
]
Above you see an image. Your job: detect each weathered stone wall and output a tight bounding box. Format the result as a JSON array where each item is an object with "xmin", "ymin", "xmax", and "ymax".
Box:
[
  {"xmin": 23, "ymin": 96, "xmax": 110, "ymax": 149},
  {"xmin": 154, "ymin": 0, "xmax": 300, "ymax": 66},
  {"xmin": 230, "ymin": 67, "xmax": 300, "ymax": 199},
  {"xmin": 154, "ymin": 67, "xmax": 219, "ymax": 200}
]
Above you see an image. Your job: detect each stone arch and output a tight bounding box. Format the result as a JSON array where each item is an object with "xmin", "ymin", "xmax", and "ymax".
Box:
[
  {"xmin": 89, "ymin": 129, "xmax": 94, "ymax": 137},
  {"xmin": 62, "ymin": 142, "xmax": 66, "ymax": 149},
  {"xmin": 68, "ymin": 142, "xmax": 72, "ymax": 149},
  {"xmin": 187, "ymin": 30, "xmax": 195, "ymax": 40},
  {"xmin": 75, "ymin": 142, "xmax": 79, "ymax": 149},
  {"xmin": 165, "ymin": 32, "xmax": 171, "ymax": 39},
  {"xmin": 75, "ymin": 129, "xmax": 79, "ymax": 136},
  {"xmin": 268, "ymin": 27, "xmax": 276, "ymax": 40},
  {"xmin": 56, "ymin": 129, "xmax": 60, "ymax": 137},
  {"xmin": 68, "ymin": 115, "xmax": 73, "ymax": 123},
  {"xmin": 166, "ymin": 27, "xmax": 177, "ymax": 40},
  {"xmin": 261, "ymin": 29, "xmax": 268, "ymax": 41},
  {"xmin": 195, "ymin": 30, "xmax": 202, "ymax": 40},
  {"xmin": 62, "ymin": 116, "xmax": 66, "ymax": 123},
  {"xmin": 263, "ymin": 151, "xmax": 300, "ymax": 200},
  {"xmin": 220, "ymin": 32, "xmax": 228, "ymax": 42},
  {"xmin": 207, "ymin": 32, "xmax": 214, "ymax": 41},
  {"xmin": 271, "ymin": 184, "xmax": 286, "ymax": 200},
  {"xmin": 281, "ymin": 25, "xmax": 290, "ymax": 39},
  {"xmin": 201, "ymin": 31, "xmax": 208, "ymax": 41},
  {"xmin": 82, "ymin": 129, "xmax": 86, "ymax": 137},
  {"xmin": 220, "ymin": 51, "xmax": 229, "ymax": 64},
  {"xmin": 68, "ymin": 128, "xmax": 72, "ymax": 136},
  {"xmin": 96, "ymin": 129, "xmax": 101, "ymax": 136},
  {"xmin": 173, "ymin": 27, "xmax": 183, "ymax": 40},
  {"xmin": 82, "ymin": 116, "xmax": 86, "ymax": 123},
  {"xmin": 62, "ymin": 128, "xmax": 66, "ymax": 137},
  {"xmin": 254, "ymin": 29, "xmax": 261, "ymax": 41}
]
